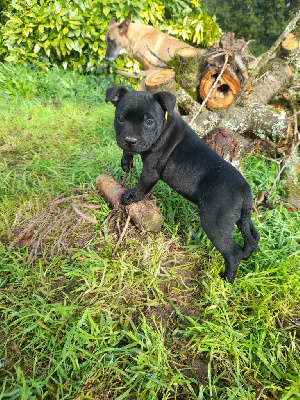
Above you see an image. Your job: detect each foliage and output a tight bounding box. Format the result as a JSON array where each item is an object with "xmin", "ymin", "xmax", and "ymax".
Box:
[
  {"xmin": 203, "ymin": 0, "xmax": 300, "ymax": 54},
  {"xmin": 0, "ymin": 0, "xmax": 221, "ymax": 72},
  {"xmin": 0, "ymin": 64, "xmax": 300, "ymax": 399}
]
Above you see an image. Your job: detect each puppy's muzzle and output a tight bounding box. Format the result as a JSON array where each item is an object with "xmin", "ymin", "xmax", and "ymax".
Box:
[{"xmin": 124, "ymin": 137, "xmax": 137, "ymax": 146}]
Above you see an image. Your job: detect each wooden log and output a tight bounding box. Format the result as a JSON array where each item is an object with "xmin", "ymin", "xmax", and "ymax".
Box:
[
  {"xmin": 234, "ymin": 55, "xmax": 252, "ymax": 92},
  {"xmin": 281, "ymin": 33, "xmax": 299, "ymax": 54},
  {"xmin": 202, "ymin": 127, "xmax": 252, "ymax": 172},
  {"xmin": 240, "ymin": 58, "xmax": 293, "ymax": 107},
  {"xmin": 145, "ymin": 69, "xmax": 176, "ymax": 94},
  {"xmin": 96, "ymin": 174, "xmax": 164, "ymax": 232},
  {"xmin": 279, "ymin": 32, "xmax": 300, "ymax": 75},
  {"xmin": 177, "ymin": 89, "xmax": 290, "ymax": 142},
  {"xmin": 202, "ymin": 127, "xmax": 252, "ymax": 161},
  {"xmin": 184, "ymin": 105, "xmax": 290, "ymax": 143},
  {"xmin": 199, "ymin": 66, "xmax": 241, "ymax": 110},
  {"xmin": 168, "ymin": 47, "xmax": 202, "ymax": 100}
]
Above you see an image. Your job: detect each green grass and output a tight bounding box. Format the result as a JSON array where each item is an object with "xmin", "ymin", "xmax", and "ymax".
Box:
[{"xmin": 0, "ymin": 64, "xmax": 299, "ymax": 399}]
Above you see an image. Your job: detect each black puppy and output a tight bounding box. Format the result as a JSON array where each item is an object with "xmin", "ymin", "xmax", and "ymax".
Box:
[{"xmin": 106, "ymin": 86, "xmax": 260, "ymax": 283}]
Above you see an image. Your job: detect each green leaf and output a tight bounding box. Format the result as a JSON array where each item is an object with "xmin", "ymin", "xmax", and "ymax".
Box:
[
  {"xmin": 33, "ymin": 44, "xmax": 41, "ymax": 54},
  {"xmin": 5, "ymin": 55, "xmax": 17, "ymax": 62},
  {"xmin": 38, "ymin": 25, "xmax": 45, "ymax": 34},
  {"xmin": 43, "ymin": 39, "xmax": 51, "ymax": 49},
  {"xmin": 65, "ymin": 38, "xmax": 73, "ymax": 51},
  {"xmin": 22, "ymin": 27, "xmax": 32, "ymax": 37},
  {"xmin": 92, "ymin": 41, "xmax": 98, "ymax": 52}
]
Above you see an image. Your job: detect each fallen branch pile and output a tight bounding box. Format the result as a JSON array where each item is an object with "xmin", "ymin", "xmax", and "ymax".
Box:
[
  {"xmin": 9, "ymin": 189, "xmax": 102, "ymax": 260},
  {"xmin": 8, "ymin": 172, "xmax": 165, "ymax": 260},
  {"xmin": 142, "ymin": 11, "xmax": 300, "ymax": 162}
]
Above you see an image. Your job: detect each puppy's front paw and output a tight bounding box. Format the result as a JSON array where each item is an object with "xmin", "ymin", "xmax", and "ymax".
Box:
[{"xmin": 121, "ymin": 189, "xmax": 145, "ymax": 205}]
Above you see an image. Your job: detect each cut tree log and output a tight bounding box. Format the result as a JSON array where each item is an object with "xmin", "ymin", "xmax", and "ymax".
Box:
[
  {"xmin": 96, "ymin": 174, "xmax": 164, "ymax": 232},
  {"xmin": 281, "ymin": 33, "xmax": 299, "ymax": 56},
  {"xmin": 199, "ymin": 66, "xmax": 241, "ymax": 110},
  {"xmin": 145, "ymin": 69, "xmax": 176, "ymax": 94},
  {"xmin": 143, "ymin": 32, "xmax": 256, "ymax": 109},
  {"xmin": 186, "ymin": 106, "xmax": 290, "ymax": 142},
  {"xmin": 221, "ymin": 10, "xmax": 300, "ymax": 124},
  {"xmin": 167, "ymin": 47, "xmax": 202, "ymax": 100},
  {"xmin": 196, "ymin": 32, "xmax": 254, "ymax": 109}
]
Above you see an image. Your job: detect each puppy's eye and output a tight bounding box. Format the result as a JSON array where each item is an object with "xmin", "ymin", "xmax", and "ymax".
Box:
[
  {"xmin": 117, "ymin": 115, "xmax": 125, "ymax": 123},
  {"xmin": 145, "ymin": 119, "xmax": 154, "ymax": 126}
]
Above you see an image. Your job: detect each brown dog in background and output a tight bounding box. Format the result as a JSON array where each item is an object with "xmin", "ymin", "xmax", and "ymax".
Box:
[{"xmin": 105, "ymin": 14, "xmax": 191, "ymax": 77}]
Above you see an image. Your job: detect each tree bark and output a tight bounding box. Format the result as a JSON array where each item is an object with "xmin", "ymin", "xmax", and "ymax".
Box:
[
  {"xmin": 183, "ymin": 107, "xmax": 290, "ymax": 142},
  {"xmin": 239, "ymin": 59, "xmax": 293, "ymax": 107},
  {"xmin": 168, "ymin": 47, "xmax": 202, "ymax": 100},
  {"xmin": 202, "ymin": 127, "xmax": 252, "ymax": 172}
]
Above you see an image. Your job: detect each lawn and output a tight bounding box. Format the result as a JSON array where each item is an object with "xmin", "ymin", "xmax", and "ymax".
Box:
[{"xmin": 0, "ymin": 64, "xmax": 299, "ymax": 399}]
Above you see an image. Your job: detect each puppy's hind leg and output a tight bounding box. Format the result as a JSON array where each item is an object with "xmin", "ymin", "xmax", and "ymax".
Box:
[
  {"xmin": 200, "ymin": 213, "xmax": 244, "ymax": 283},
  {"xmin": 237, "ymin": 208, "xmax": 260, "ymax": 260}
]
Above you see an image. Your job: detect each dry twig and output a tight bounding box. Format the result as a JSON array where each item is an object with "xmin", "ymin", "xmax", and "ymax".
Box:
[
  {"xmin": 9, "ymin": 188, "xmax": 102, "ymax": 260},
  {"xmin": 112, "ymin": 214, "xmax": 131, "ymax": 256},
  {"xmin": 256, "ymin": 387, "xmax": 265, "ymax": 400},
  {"xmin": 71, "ymin": 202, "xmax": 98, "ymax": 224}
]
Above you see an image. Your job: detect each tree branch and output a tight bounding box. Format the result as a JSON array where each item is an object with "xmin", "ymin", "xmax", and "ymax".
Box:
[{"xmin": 220, "ymin": 9, "xmax": 300, "ymax": 124}]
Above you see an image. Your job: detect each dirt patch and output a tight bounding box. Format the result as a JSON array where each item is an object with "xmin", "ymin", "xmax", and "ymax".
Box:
[{"xmin": 131, "ymin": 245, "xmax": 209, "ymax": 390}]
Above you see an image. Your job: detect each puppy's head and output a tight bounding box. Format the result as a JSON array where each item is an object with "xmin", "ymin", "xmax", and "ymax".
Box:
[{"xmin": 106, "ymin": 86, "xmax": 176, "ymax": 154}]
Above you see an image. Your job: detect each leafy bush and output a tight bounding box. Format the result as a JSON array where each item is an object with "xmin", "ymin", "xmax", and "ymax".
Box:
[{"xmin": 0, "ymin": 0, "xmax": 221, "ymax": 72}]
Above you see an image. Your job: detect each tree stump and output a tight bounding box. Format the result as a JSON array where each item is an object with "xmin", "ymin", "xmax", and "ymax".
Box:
[
  {"xmin": 145, "ymin": 69, "xmax": 176, "ymax": 94},
  {"xmin": 199, "ymin": 66, "xmax": 241, "ymax": 110}
]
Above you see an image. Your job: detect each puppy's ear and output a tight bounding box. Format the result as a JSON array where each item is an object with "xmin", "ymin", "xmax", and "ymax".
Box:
[
  {"xmin": 109, "ymin": 17, "xmax": 116, "ymax": 25},
  {"xmin": 118, "ymin": 14, "xmax": 131, "ymax": 35},
  {"xmin": 153, "ymin": 92, "xmax": 176, "ymax": 115},
  {"xmin": 105, "ymin": 86, "xmax": 128, "ymax": 107}
]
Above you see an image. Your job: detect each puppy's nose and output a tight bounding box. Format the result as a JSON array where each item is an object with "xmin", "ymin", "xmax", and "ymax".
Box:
[{"xmin": 124, "ymin": 137, "xmax": 137, "ymax": 146}]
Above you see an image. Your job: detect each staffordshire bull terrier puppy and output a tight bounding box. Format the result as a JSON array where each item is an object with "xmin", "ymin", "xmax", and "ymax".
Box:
[{"xmin": 106, "ymin": 86, "xmax": 260, "ymax": 283}]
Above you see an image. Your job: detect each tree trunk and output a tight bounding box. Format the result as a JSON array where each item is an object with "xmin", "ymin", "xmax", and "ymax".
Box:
[
  {"xmin": 184, "ymin": 108, "xmax": 290, "ymax": 143},
  {"xmin": 280, "ymin": 33, "xmax": 299, "ymax": 58}
]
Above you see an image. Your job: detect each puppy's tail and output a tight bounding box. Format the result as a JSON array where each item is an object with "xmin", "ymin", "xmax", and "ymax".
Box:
[{"xmin": 239, "ymin": 203, "xmax": 260, "ymax": 260}]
